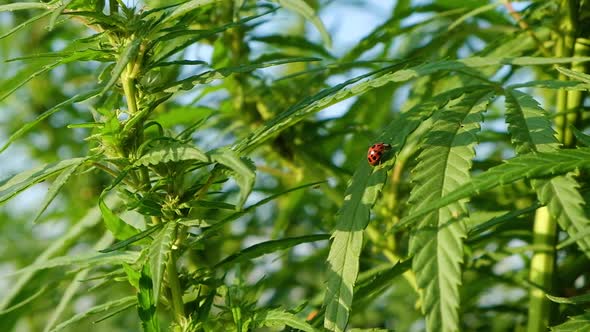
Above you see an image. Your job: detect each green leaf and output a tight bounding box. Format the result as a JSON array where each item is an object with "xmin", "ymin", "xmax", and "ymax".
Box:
[
  {"xmin": 0, "ymin": 205, "xmax": 106, "ymax": 310},
  {"xmin": 549, "ymin": 312, "xmax": 590, "ymax": 332},
  {"xmin": 252, "ymin": 35, "xmax": 334, "ymax": 58},
  {"xmin": 0, "ymin": 158, "xmax": 86, "ymax": 204},
  {"xmin": 135, "ymin": 143, "xmax": 210, "ymax": 166},
  {"xmin": 396, "ymin": 148, "xmax": 590, "ymax": 230},
  {"xmin": 194, "ymin": 181, "xmax": 324, "ymax": 243},
  {"xmin": 209, "ymin": 148, "xmax": 255, "ymax": 210},
  {"xmin": 408, "ymin": 90, "xmax": 491, "ymax": 332},
  {"xmin": 102, "ymin": 38, "xmax": 141, "ymax": 95},
  {"xmin": 0, "ymin": 2, "xmax": 50, "ymax": 12},
  {"xmin": 556, "ymin": 66, "xmax": 590, "ymax": 84},
  {"xmin": 1, "ymin": 251, "xmax": 139, "ymax": 277},
  {"xmin": 547, "ymin": 294, "xmax": 590, "ymax": 305},
  {"xmin": 448, "ymin": 2, "xmax": 502, "ymax": 31},
  {"xmin": 252, "ymin": 309, "xmax": 316, "ymax": 332},
  {"xmin": 162, "ymin": 0, "xmax": 223, "ymax": 23},
  {"xmin": 0, "ymin": 10, "xmax": 51, "ymax": 40},
  {"xmin": 571, "ymin": 126, "xmax": 590, "ymax": 146},
  {"xmin": 48, "ymin": 296, "xmax": 137, "ymax": 332},
  {"xmin": 137, "ymin": 265, "xmax": 161, "ymax": 332},
  {"xmin": 505, "ymin": 89, "xmax": 590, "ymax": 257},
  {"xmin": 99, "ymin": 224, "xmax": 164, "ymax": 253},
  {"xmin": 214, "ymin": 234, "xmax": 329, "ymax": 269},
  {"xmin": 148, "ymin": 221, "xmax": 177, "ymax": 306},
  {"xmin": 33, "ymin": 159, "xmax": 84, "ymax": 224},
  {"xmin": 157, "ymin": 57, "xmax": 320, "ymax": 93},
  {"xmin": 99, "ymin": 194, "xmax": 141, "ymax": 240},
  {"xmin": 43, "ymin": 234, "xmax": 115, "ymax": 332},
  {"xmin": 322, "ymin": 87, "xmax": 469, "ymax": 332},
  {"xmin": 0, "ymin": 88, "xmax": 101, "ymax": 153},
  {"xmin": 49, "ymin": 0, "xmax": 73, "ymax": 30},
  {"xmin": 273, "ymin": 0, "xmax": 332, "ymax": 48}
]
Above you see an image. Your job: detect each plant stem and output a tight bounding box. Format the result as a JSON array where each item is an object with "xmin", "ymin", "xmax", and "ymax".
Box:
[{"xmin": 527, "ymin": 206, "xmax": 556, "ymax": 332}]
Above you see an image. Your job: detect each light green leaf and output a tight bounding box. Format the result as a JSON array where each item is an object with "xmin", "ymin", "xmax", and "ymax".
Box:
[
  {"xmin": 135, "ymin": 144, "xmax": 209, "ymax": 166},
  {"xmin": 571, "ymin": 127, "xmax": 590, "ymax": 146},
  {"xmin": 322, "ymin": 86, "xmax": 471, "ymax": 332},
  {"xmin": 48, "ymin": 296, "xmax": 137, "ymax": 332},
  {"xmin": 549, "ymin": 312, "xmax": 590, "ymax": 332},
  {"xmin": 43, "ymin": 233, "xmax": 114, "ymax": 332},
  {"xmin": 547, "ymin": 294, "xmax": 590, "ymax": 305},
  {"xmin": 214, "ymin": 234, "xmax": 329, "ymax": 269},
  {"xmin": 556, "ymin": 66, "xmax": 590, "ymax": 84},
  {"xmin": 149, "ymin": 221, "xmax": 177, "ymax": 306},
  {"xmin": 505, "ymin": 89, "xmax": 590, "ymax": 257},
  {"xmin": 0, "ymin": 2, "xmax": 50, "ymax": 12},
  {"xmin": 1, "ymin": 251, "xmax": 139, "ymax": 277},
  {"xmin": 209, "ymin": 148, "xmax": 255, "ymax": 210},
  {"xmin": 100, "ymin": 224, "xmax": 163, "ymax": 253},
  {"xmin": 33, "ymin": 158, "xmax": 84, "ymax": 224},
  {"xmin": 49, "ymin": 0, "xmax": 72, "ymax": 30},
  {"xmin": 163, "ymin": 0, "xmax": 223, "ymax": 23},
  {"xmin": 273, "ymin": 0, "xmax": 332, "ymax": 48},
  {"xmin": 99, "ymin": 194, "xmax": 141, "ymax": 240},
  {"xmin": 448, "ymin": 2, "xmax": 502, "ymax": 31},
  {"xmin": 0, "ymin": 89, "xmax": 101, "ymax": 153},
  {"xmin": 0, "ymin": 205, "xmax": 106, "ymax": 310},
  {"xmin": 0, "ymin": 10, "xmax": 51, "ymax": 40},
  {"xmin": 252, "ymin": 309, "xmax": 316, "ymax": 332},
  {"xmin": 102, "ymin": 38, "xmax": 141, "ymax": 95},
  {"xmin": 408, "ymin": 90, "xmax": 491, "ymax": 332},
  {"xmin": 396, "ymin": 148, "xmax": 590, "ymax": 230},
  {"xmin": 0, "ymin": 158, "xmax": 86, "ymax": 204}
]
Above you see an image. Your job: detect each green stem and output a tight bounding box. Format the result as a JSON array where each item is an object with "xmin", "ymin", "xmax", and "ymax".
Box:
[{"xmin": 527, "ymin": 207, "xmax": 556, "ymax": 332}]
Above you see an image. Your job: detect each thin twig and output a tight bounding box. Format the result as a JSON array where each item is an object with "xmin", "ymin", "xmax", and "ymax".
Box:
[{"xmin": 502, "ymin": 0, "xmax": 551, "ymax": 56}]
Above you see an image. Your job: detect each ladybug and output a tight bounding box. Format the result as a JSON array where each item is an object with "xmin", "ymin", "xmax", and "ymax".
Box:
[{"xmin": 367, "ymin": 142, "xmax": 391, "ymax": 166}]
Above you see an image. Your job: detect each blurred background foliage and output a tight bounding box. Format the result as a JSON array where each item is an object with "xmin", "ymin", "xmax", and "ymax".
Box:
[{"xmin": 1, "ymin": 0, "xmax": 590, "ymax": 331}]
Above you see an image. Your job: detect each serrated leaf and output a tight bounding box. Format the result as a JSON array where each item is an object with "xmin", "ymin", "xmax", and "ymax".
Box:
[
  {"xmin": 252, "ymin": 309, "xmax": 316, "ymax": 332},
  {"xmin": 273, "ymin": 0, "xmax": 331, "ymax": 48},
  {"xmin": 550, "ymin": 312, "xmax": 590, "ymax": 332},
  {"xmin": 408, "ymin": 90, "xmax": 491, "ymax": 332},
  {"xmin": 33, "ymin": 159, "xmax": 84, "ymax": 224},
  {"xmin": 505, "ymin": 89, "xmax": 590, "ymax": 257},
  {"xmin": 322, "ymin": 87, "xmax": 471, "ymax": 332},
  {"xmin": 209, "ymin": 149, "xmax": 255, "ymax": 210},
  {"xmin": 48, "ymin": 296, "xmax": 136, "ymax": 332},
  {"xmin": 214, "ymin": 234, "xmax": 329, "ymax": 269},
  {"xmin": 135, "ymin": 144, "xmax": 209, "ymax": 166},
  {"xmin": 0, "ymin": 88, "xmax": 101, "ymax": 153},
  {"xmin": 396, "ymin": 148, "xmax": 590, "ymax": 229},
  {"xmin": 0, "ymin": 158, "xmax": 86, "ymax": 204},
  {"xmin": 99, "ymin": 195, "xmax": 141, "ymax": 240},
  {"xmin": 148, "ymin": 221, "xmax": 177, "ymax": 306},
  {"xmin": 252, "ymin": 35, "xmax": 334, "ymax": 58},
  {"xmin": 137, "ymin": 265, "xmax": 160, "ymax": 332}
]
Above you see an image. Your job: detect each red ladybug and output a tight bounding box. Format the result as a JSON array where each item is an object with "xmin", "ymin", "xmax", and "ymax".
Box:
[{"xmin": 367, "ymin": 142, "xmax": 391, "ymax": 166}]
